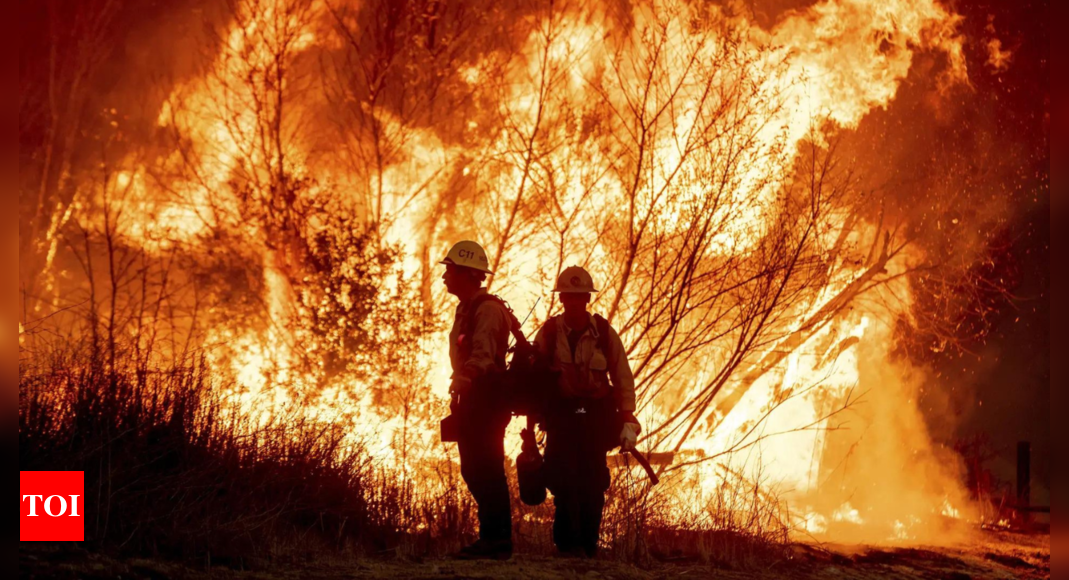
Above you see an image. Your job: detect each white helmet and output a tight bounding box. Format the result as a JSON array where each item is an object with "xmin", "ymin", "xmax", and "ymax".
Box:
[
  {"xmin": 553, "ymin": 266, "xmax": 598, "ymax": 293},
  {"xmin": 440, "ymin": 240, "xmax": 494, "ymax": 274}
]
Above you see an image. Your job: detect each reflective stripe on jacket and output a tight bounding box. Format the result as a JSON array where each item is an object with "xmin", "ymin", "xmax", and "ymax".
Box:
[{"xmin": 533, "ymin": 313, "xmax": 636, "ymax": 412}]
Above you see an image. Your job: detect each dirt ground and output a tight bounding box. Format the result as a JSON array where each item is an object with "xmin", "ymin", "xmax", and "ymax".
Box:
[{"xmin": 19, "ymin": 530, "xmax": 1049, "ymax": 580}]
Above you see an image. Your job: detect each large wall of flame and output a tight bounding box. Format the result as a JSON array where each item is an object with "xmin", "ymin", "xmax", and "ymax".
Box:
[{"xmin": 19, "ymin": 0, "xmax": 1048, "ymax": 542}]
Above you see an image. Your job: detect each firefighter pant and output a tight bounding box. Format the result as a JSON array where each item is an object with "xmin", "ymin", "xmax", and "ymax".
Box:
[
  {"xmin": 544, "ymin": 399, "xmax": 614, "ymax": 556},
  {"xmin": 458, "ymin": 406, "xmax": 513, "ymax": 543}
]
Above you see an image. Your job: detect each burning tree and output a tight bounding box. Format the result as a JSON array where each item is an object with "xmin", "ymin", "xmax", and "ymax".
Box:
[{"xmin": 20, "ymin": 0, "xmax": 1025, "ymax": 554}]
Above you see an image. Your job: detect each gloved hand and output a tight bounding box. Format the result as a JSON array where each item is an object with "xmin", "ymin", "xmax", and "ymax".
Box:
[
  {"xmin": 620, "ymin": 423, "xmax": 640, "ymax": 451},
  {"xmin": 619, "ymin": 411, "xmax": 641, "ymax": 451}
]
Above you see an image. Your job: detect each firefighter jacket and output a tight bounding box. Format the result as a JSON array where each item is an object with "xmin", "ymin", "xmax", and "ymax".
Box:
[
  {"xmin": 533, "ymin": 313, "xmax": 636, "ymax": 412},
  {"xmin": 449, "ymin": 288, "xmax": 511, "ymax": 383}
]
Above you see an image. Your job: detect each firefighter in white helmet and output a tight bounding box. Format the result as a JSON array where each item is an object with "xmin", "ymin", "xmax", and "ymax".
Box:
[
  {"xmin": 533, "ymin": 266, "xmax": 640, "ymax": 558},
  {"xmin": 439, "ymin": 240, "xmax": 514, "ymax": 560}
]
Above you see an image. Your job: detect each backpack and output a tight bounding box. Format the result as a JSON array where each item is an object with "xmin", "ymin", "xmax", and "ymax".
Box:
[{"xmin": 460, "ymin": 294, "xmax": 554, "ymax": 416}]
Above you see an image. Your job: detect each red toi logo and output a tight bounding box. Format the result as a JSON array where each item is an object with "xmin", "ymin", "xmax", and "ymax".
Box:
[{"xmin": 20, "ymin": 471, "xmax": 84, "ymax": 542}]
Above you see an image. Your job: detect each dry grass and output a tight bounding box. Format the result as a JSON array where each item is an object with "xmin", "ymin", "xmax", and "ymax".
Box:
[
  {"xmin": 19, "ymin": 350, "xmax": 790, "ymax": 570},
  {"xmin": 19, "ymin": 352, "xmax": 478, "ymax": 565}
]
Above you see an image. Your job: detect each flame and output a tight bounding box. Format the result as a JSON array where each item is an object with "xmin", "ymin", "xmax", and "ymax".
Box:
[
  {"xmin": 941, "ymin": 498, "xmax": 962, "ymax": 520},
  {"xmin": 834, "ymin": 503, "xmax": 865, "ymax": 525},
  {"xmin": 61, "ymin": 0, "xmax": 986, "ymax": 543}
]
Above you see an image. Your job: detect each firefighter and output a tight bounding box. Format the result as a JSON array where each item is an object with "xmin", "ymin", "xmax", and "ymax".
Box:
[
  {"xmin": 440, "ymin": 240, "xmax": 514, "ymax": 560},
  {"xmin": 533, "ymin": 266, "xmax": 640, "ymax": 558}
]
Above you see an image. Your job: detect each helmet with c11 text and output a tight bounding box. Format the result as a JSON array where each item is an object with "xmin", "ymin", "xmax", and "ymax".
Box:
[{"xmin": 440, "ymin": 240, "xmax": 493, "ymax": 274}]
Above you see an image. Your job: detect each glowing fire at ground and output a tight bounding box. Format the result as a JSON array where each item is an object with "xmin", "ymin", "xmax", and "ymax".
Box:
[{"xmin": 50, "ymin": 0, "xmax": 996, "ymax": 545}]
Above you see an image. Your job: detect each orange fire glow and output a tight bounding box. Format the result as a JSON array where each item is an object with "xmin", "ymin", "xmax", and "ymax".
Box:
[{"xmin": 50, "ymin": 0, "xmax": 988, "ymax": 544}]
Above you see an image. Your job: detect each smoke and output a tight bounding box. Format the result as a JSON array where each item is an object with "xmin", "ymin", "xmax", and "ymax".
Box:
[
  {"xmin": 839, "ymin": 0, "xmax": 1049, "ymax": 502},
  {"xmin": 808, "ymin": 311, "xmax": 974, "ymax": 543}
]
